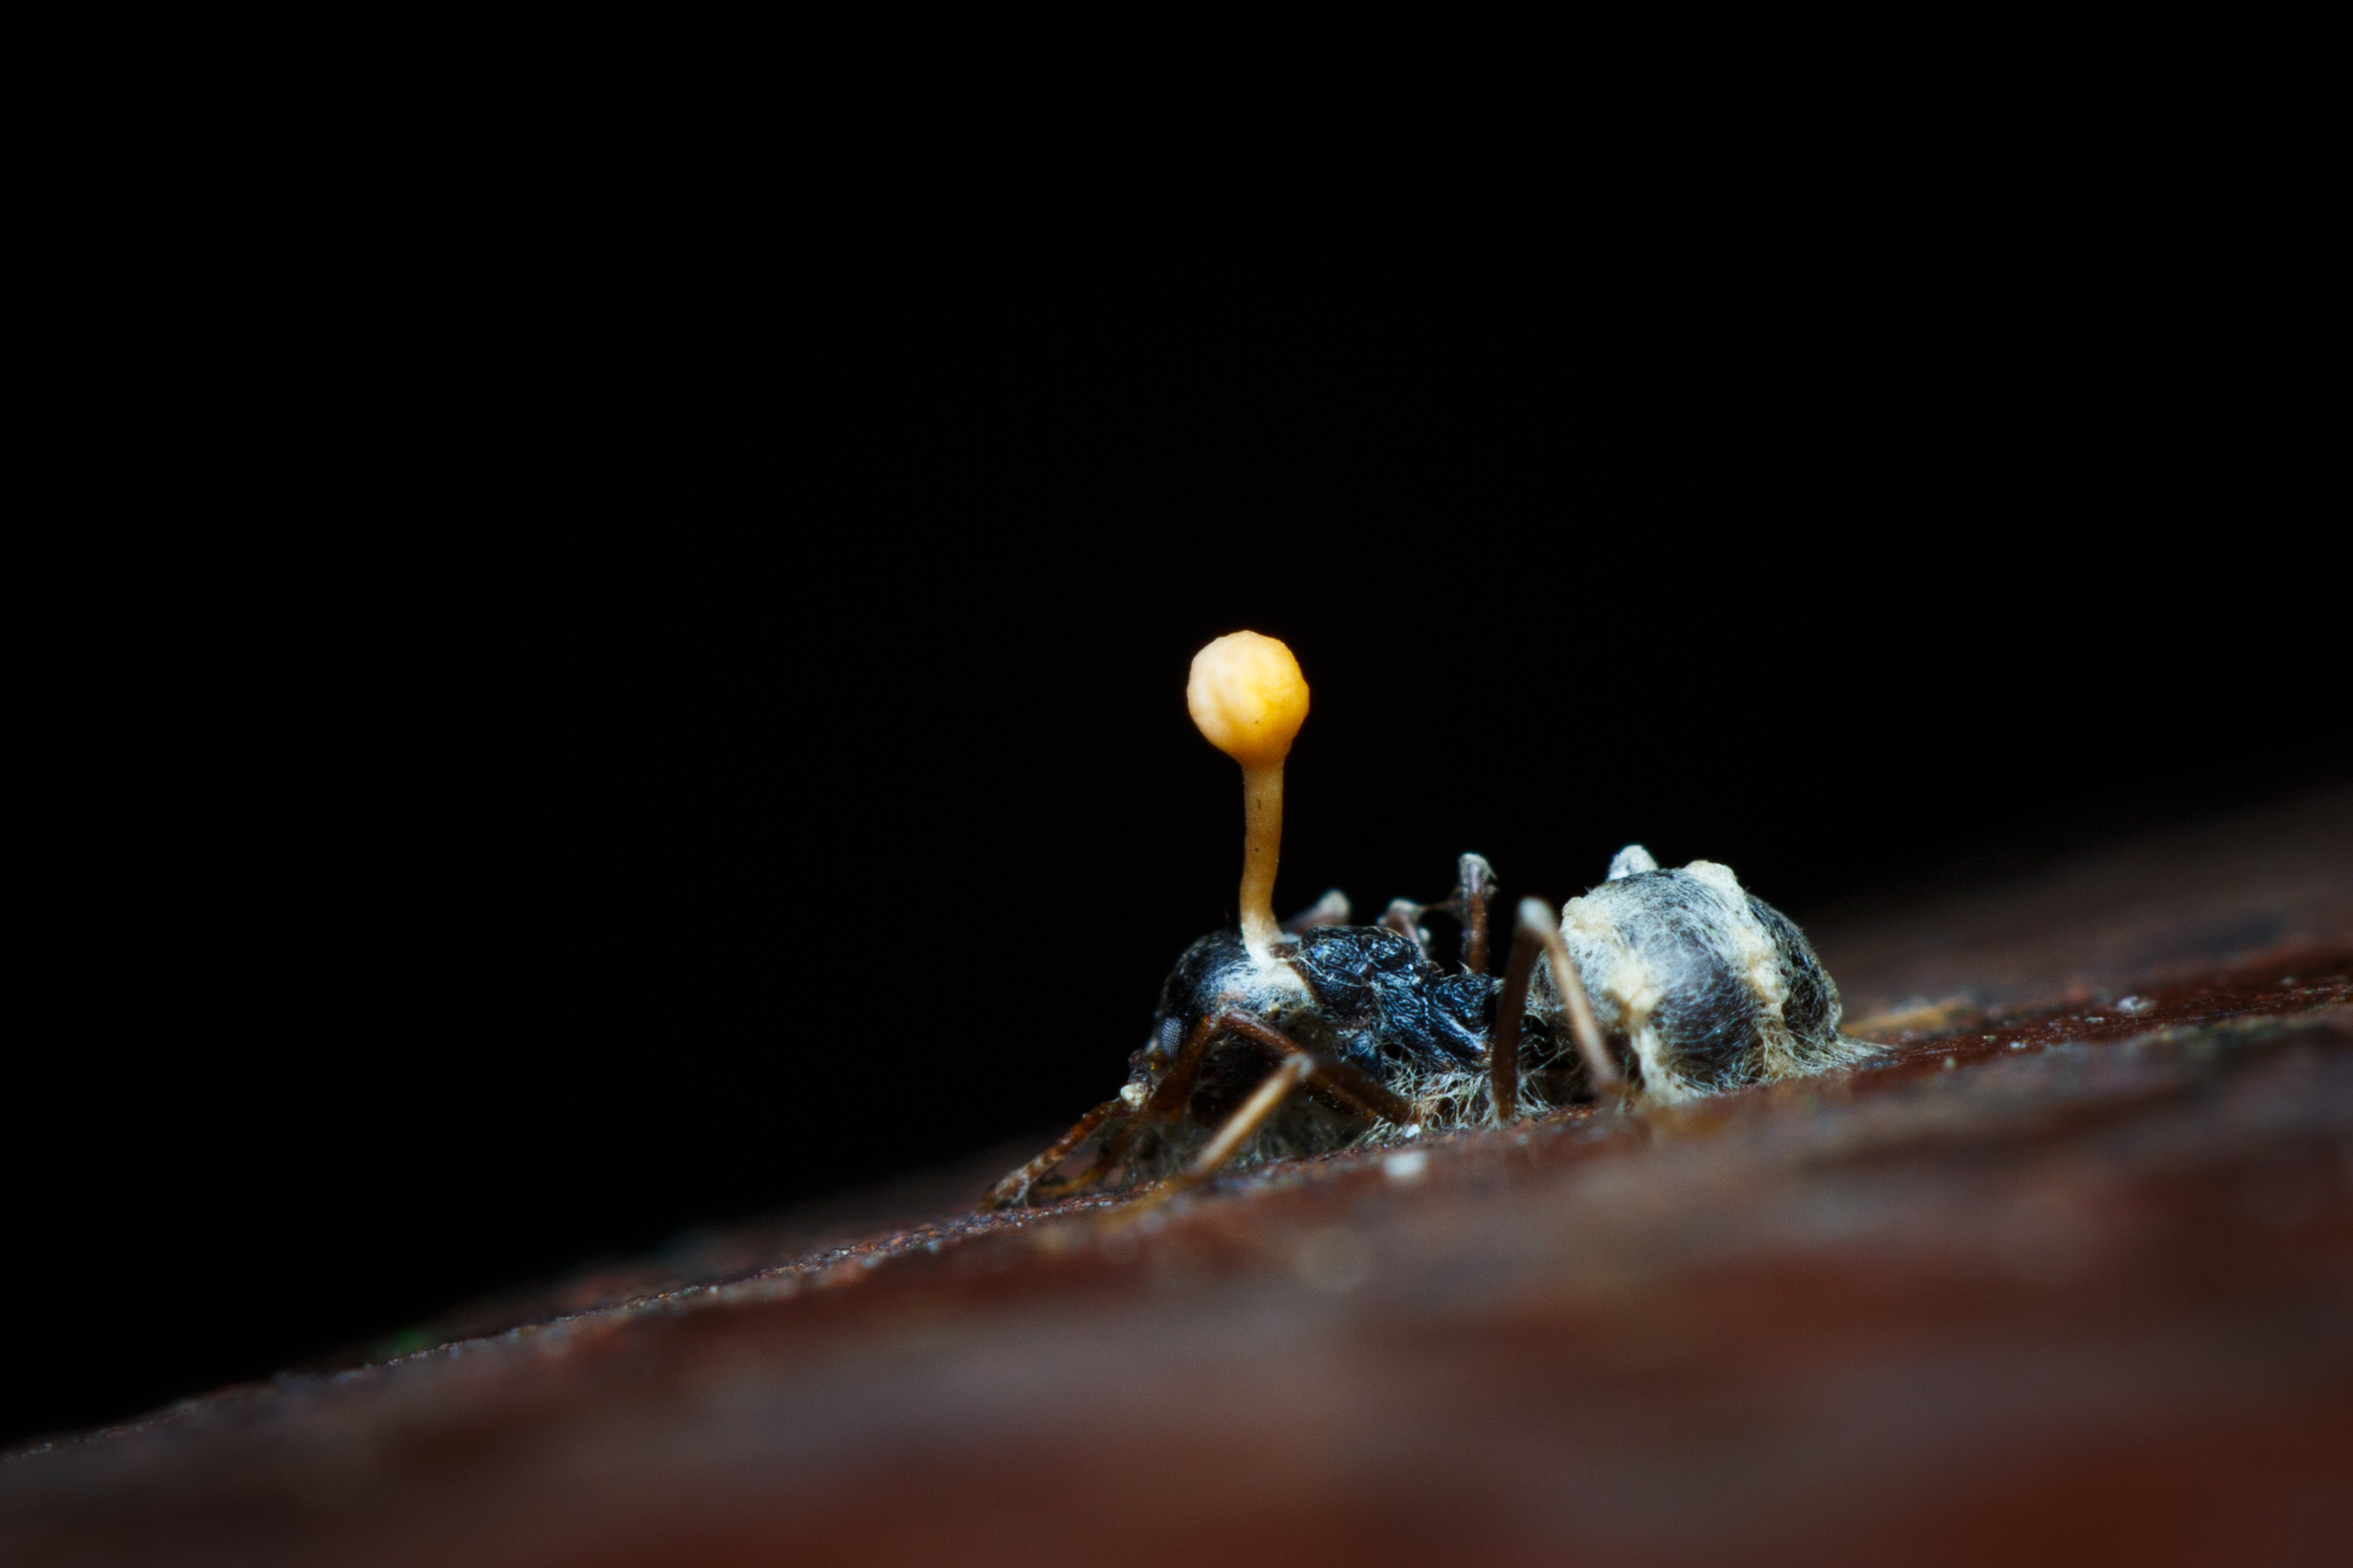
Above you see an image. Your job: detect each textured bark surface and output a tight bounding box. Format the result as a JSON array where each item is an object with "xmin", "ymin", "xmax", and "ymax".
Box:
[{"xmin": 7, "ymin": 790, "xmax": 2350, "ymax": 1567}]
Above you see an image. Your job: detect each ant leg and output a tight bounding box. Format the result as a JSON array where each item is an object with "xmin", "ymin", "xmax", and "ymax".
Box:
[
  {"xmin": 1151, "ymin": 1009, "xmax": 1411, "ymax": 1128},
  {"xmin": 1531, "ymin": 906, "xmax": 1616, "ymax": 1091},
  {"xmin": 1455, "ymin": 853, "xmax": 1495, "ymax": 975},
  {"xmin": 985, "ymin": 1098, "xmax": 1128, "ymax": 1209},
  {"xmin": 1493, "ymin": 914, "xmax": 1535, "ymax": 1122},
  {"xmin": 1493, "ymin": 899, "xmax": 1618, "ymax": 1125},
  {"xmin": 1166, "ymin": 1056, "xmax": 1315, "ymax": 1193},
  {"xmin": 1282, "ymin": 890, "xmax": 1352, "ymax": 933},
  {"xmin": 1031, "ymin": 1119, "xmax": 1136, "ymax": 1203},
  {"xmin": 994, "ymin": 1014, "xmax": 1229, "ymax": 1208},
  {"xmin": 1158, "ymin": 1011, "xmax": 1416, "ymax": 1195},
  {"xmin": 1143, "ymin": 1014, "xmax": 1219, "ymax": 1117},
  {"xmin": 1381, "ymin": 899, "xmax": 1431, "ymax": 959},
  {"xmin": 1004, "ymin": 1012, "xmax": 1418, "ymax": 1208},
  {"xmin": 1211, "ymin": 1011, "xmax": 1415, "ymax": 1126},
  {"xmin": 1417, "ymin": 854, "xmax": 1495, "ymax": 972}
]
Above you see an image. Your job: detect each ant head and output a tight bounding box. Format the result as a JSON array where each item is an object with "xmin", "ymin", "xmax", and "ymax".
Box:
[{"xmin": 1187, "ymin": 632, "xmax": 1309, "ymax": 963}]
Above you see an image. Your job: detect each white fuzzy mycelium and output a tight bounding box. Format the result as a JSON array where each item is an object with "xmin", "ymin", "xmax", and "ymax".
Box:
[{"xmin": 1529, "ymin": 846, "xmax": 1876, "ymax": 1103}]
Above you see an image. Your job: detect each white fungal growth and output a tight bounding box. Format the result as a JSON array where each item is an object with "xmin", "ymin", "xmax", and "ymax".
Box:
[
  {"xmin": 1534, "ymin": 852, "xmax": 1877, "ymax": 1104},
  {"xmin": 1607, "ymin": 843, "xmax": 1659, "ymax": 880}
]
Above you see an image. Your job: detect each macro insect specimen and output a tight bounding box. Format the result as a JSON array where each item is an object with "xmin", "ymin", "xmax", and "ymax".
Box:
[{"xmin": 987, "ymin": 632, "xmax": 1876, "ymax": 1209}]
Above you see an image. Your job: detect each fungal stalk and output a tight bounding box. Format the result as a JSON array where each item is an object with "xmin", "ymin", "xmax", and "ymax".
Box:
[{"xmin": 1186, "ymin": 631, "xmax": 1310, "ymax": 965}]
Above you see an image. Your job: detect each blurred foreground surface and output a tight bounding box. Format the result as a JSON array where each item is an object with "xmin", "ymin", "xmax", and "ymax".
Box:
[{"xmin": 7, "ymin": 791, "xmax": 2350, "ymax": 1566}]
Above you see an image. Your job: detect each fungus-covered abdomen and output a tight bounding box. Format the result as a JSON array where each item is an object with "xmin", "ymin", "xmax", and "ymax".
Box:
[
  {"xmin": 1563, "ymin": 876, "xmax": 1759, "ymax": 1090},
  {"xmin": 1554, "ymin": 859, "xmax": 1856, "ymax": 1099},
  {"xmin": 1638, "ymin": 927, "xmax": 1764, "ymax": 1087}
]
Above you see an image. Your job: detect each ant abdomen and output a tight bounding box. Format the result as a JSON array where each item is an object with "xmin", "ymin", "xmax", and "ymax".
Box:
[{"xmin": 1533, "ymin": 850, "xmax": 1872, "ymax": 1103}]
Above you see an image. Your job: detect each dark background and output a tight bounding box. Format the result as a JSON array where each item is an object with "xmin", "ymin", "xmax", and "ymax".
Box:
[{"xmin": 13, "ymin": 132, "xmax": 2341, "ymax": 1445}]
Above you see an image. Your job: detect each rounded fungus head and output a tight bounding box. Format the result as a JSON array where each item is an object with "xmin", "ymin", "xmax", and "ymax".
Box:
[{"xmin": 1187, "ymin": 632, "xmax": 1309, "ymax": 768}]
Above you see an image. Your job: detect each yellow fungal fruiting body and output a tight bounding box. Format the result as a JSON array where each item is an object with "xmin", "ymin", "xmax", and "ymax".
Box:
[
  {"xmin": 1187, "ymin": 632, "xmax": 1309, "ymax": 964},
  {"xmin": 1186, "ymin": 633, "xmax": 1309, "ymax": 768}
]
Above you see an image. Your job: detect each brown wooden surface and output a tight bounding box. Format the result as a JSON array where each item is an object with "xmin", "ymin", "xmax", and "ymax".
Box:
[{"xmin": 6, "ymin": 790, "xmax": 2350, "ymax": 1566}]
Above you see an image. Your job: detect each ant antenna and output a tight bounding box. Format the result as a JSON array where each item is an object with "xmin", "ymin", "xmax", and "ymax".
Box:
[{"xmin": 1186, "ymin": 631, "xmax": 1310, "ymax": 965}]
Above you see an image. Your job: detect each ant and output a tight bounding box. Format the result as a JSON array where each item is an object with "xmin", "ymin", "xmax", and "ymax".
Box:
[{"xmin": 987, "ymin": 632, "xmax": 1875, "ymax": 1209}]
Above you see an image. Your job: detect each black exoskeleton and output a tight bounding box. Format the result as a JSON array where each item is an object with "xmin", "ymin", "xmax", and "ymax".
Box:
[{"xmin": 1121, "ymin": 922, "xmax": 1557, "ymax": 1174}]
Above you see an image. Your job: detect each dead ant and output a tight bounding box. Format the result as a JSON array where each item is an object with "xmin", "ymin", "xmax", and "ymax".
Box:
[{"xmin": 986, "ymin": 632, "xmax": 1874, "ymax": 1209}]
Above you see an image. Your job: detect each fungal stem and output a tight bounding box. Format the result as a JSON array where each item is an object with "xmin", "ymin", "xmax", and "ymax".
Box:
[{"xmin": 1239, "ymin": 762, "xmax": 1286, "ymax": 959}]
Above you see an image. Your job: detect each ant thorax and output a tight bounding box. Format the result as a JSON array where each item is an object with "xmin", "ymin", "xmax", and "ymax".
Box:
[{"xmin": 1120, "ymin": 925, "xmax": 1555, "ymax": 1172}]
